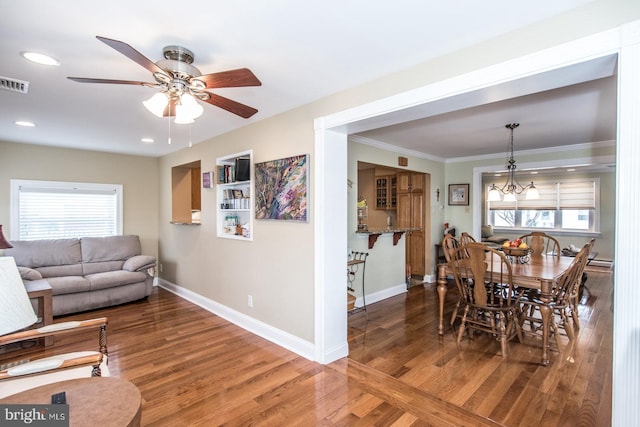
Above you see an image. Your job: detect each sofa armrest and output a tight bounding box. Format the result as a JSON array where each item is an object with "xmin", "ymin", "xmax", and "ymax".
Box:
[{"xmin": 123, "ymin": 255, "xmax": 156, "ymax": 272}]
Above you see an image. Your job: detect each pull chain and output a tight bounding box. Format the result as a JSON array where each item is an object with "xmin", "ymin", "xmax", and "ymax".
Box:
[{"xmin": 167, "ymin": 100, "xmax": 172, "ymax": 144}]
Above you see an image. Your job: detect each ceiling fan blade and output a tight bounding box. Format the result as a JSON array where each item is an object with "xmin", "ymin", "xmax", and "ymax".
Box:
[
  {"xmin": 96, "ymin": 36, "xmax": 168, "ymax": 77},
  {"xmin": 203, "ymin": 93, "xmax": 258, "ymax": 118},
  {"xmin": 195, "ymin": 68, "xmax": 261, "ymax": 88},
  {"xmin": 67, "ymin": 77, "xmax": 155, "ymax": 86}
]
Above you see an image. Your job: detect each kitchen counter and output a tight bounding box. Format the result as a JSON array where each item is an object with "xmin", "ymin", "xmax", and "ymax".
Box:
[{"xmin": 355, "ymin": 228, "xmax": 417, "ymax": 249}]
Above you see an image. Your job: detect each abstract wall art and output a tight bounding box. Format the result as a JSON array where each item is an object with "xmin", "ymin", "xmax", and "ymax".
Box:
[{"xmin": 254, "ymin": 154, "xmax": 309, "ymax": 221}]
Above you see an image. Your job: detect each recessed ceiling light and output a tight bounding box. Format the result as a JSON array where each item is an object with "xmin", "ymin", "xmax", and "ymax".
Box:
[
  {"xmin": 567, "ymin": 168, "xmax": 576, "ymax": 172},
  {"xmin": 140, "ymin": 138, "xmax": 155, "ymax": 143},
  {"xmin": 15, "ymin": 121, "xmax": 36, "ymax": 127},
  {"xmin": 530, "ymin": 171, "xmax": 538, "ymax": 175},
  {"xmin": 20, "ymin": 51, "xmax": 60, "ymax": 66}
]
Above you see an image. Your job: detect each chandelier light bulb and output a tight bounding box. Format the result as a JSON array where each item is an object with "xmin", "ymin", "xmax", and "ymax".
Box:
[
  {"xmin": 174, "ymin": 93, "xmax": 203, "ymax": 124},
  {"xmin": 143, "ymin": 93, "xmax": 169, "ymax": 118}
]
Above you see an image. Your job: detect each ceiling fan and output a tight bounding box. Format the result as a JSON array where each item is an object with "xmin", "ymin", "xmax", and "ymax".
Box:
[{"xmin": 68, "ymin": 36, "xmax": 261, "ymax": 121}]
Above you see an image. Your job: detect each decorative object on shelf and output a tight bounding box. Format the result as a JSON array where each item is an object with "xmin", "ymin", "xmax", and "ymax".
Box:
[
  {"xmin": 202, "ymin": 171, "xmax": 213, "ymax": 189},
  {"xmin": 448, "ymin": 184, "xmax": 469, "ymax": 206},
  {"xmin": 357, "ymin": 199, "xmax": 368, "ymax": 231},
  {"xmin": 255, "ymin": 154, "xmax": 309, "ymax": 221},
  {"xmin": 487, "ymin": 123, "xmax": 540, "ymax": 202}
]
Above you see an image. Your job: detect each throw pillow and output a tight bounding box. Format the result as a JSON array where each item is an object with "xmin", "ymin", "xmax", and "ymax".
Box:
[{"xmin": 18, "ymin": 266, "xmax": 43, "ymax": 281}]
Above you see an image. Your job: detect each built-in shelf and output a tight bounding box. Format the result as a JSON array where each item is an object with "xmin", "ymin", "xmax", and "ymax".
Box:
[{"xmin": 216, "ymin": 150, "xmax": 253, "ymax": 241}]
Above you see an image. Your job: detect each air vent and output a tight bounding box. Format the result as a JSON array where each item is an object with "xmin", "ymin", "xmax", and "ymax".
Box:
[{"xmin": 0, "ymin": 76, "xmax": 30, "ymax": 94}]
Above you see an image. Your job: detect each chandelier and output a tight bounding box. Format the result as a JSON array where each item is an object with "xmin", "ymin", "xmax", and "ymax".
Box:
[{"xmin": 487, "ymin": 123, "xmax": 539, "ymax": 202}]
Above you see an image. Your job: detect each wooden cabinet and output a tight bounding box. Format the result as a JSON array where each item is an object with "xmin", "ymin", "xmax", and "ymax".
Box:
[
  {"xmin": 398, "ymin": 171, "xmax": 423, "ymax": 193},
  {"xmin": 216, "ymin": 150, "xmax": 253, "ymax": 241},
  {"xmin": 397, "ymin": 172, "xmax": 425, "ymax": 277},
  {"xmin": 375, "ymin": 175, "xmax": 397, "ymax": 210}
]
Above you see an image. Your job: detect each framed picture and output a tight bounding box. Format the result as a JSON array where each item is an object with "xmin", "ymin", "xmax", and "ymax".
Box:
[
  {"xmin": 254, "ymin": 154, "xmax": 309, "ymax": 221},
  {"xmin": 449, "ymin": 183, "xmax": 469, "ymax": 206},
  {"xmin": 202, "ymin": 171, "xmax": 213, "ymax": 189}
]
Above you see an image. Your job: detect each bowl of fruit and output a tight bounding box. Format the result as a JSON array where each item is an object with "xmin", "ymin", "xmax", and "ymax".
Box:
[{"xmin": 500, "ymin": 239, "xmax": 532, "ymax": 263}]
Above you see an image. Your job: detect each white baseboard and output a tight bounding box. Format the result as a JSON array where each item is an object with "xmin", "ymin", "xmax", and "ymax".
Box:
[
  {"xmin": 355, "ymin": 283, "xmax": 407, "ymax": 308},
  {"xmin": 157, "ymin": 279, "xmax": 316, "ymax": 362}
]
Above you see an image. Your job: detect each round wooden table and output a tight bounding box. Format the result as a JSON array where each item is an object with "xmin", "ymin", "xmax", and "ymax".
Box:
[{"xmin": 0, "ymin": 377, "xmax": 141, "ymax": 427}]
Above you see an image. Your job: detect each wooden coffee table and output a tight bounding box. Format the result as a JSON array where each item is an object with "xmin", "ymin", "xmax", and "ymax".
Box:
[{"xmin": 0, "ymin": 377, "xmax": 141, "ymax": 426}]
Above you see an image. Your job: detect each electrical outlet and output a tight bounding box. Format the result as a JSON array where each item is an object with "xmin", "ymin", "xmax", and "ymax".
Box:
[
  {"xmin": 247, "ymin": 295, "xmax": 253, "ymax": 308},
  {"xmin": 159, "ymin": 263, "xmax": 163, "ymax": 273}
]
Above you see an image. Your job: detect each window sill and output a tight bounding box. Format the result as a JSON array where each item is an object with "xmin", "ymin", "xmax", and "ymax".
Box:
[{"xmin": 492, "ymin": 228, "xmax": 601, "ymax": 238}]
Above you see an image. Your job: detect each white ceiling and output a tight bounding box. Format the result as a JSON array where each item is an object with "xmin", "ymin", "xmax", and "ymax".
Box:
[{"xmin": 0, "ymin": 0, "xmax": 611, "ymax": 161}]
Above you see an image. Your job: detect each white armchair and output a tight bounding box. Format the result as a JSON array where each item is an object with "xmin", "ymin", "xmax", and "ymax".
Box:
[{"xmin": 0, "ymin": 257, "xmax": 109, "ymax": 398}]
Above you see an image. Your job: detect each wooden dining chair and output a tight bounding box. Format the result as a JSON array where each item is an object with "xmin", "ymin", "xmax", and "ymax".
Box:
[
  {"xmin": 442, "ymin": 234, "xmax": 463, "ymax": 326},
  {"xmin": 459, "ymin": 232, "xmax": 476, "ymax": 246},
  {"xmin": 449, "ymin": 242, "xmax": 523, "ymax": 358},
  {"xmin": 441, "ymin": 233, "xmax": 459, "ymax": 262},
  {"xmin": 518, "ymin": 232, "xmax": 560, "ymax": 258},
  {"xmin": 519, "ymin": 243, "xmax": 590, "ymax": 353},
  {"xmin": 570, "ymin": 238, "xmax": 596, "ymax": 329}
]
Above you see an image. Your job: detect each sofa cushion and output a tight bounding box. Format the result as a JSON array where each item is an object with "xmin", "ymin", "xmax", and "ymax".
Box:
[
  {"xmin": 82, "ymin": 260, "xmax": 125, "ymax": 276},
  {"xmin": 6, "ymin": 238, "xmax": 82, "ymax": 269},
  {"xmin": 47, "ymin": 276, "xmax": 91, "ymax": 296},
  {"xmin": 80, "ymin": 235, "xmax": 141, "ymax": 263},
  {"xmin": 35, "ymin": 264, "xmax": 84, "ymax": 278},
  {"xmin": 123, "ymin": 255, "xmax": 156, "ymax": 272},
  {"xmin": 85, "ymin": 270, "xmax": 148, "ymax": 291},
  {"xmin": 80, "ymin": 235, "xmax": 142, "ymax": 275}
]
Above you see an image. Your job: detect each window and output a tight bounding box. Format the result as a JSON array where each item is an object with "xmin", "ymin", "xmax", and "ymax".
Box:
[
  {"xmin": 486, "ymin": 178, "xmax": 599, "ymax": 233},
  {"xmin": 10, "ymin": 179, "xmax": 123, "ymax": 240}
]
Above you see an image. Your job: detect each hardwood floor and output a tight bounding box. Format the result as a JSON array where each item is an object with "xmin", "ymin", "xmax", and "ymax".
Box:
[
  {"xmin": 2, "ymin": 268, "xmax": 612, "ymax": 426},
  {"xmin": 348, "ymin": 267, "xmax": 613, "ymax": 426}
]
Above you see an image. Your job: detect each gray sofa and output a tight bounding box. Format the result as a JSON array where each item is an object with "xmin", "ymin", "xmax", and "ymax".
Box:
[{"xmin": 6, "ymin": 235, "xmax": 155, "ymax": 316}]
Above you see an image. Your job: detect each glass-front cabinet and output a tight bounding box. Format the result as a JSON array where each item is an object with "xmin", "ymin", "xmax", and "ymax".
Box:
[{"xmin": 375, "ymin": 175, "xmax": 397, "ymax": 210}]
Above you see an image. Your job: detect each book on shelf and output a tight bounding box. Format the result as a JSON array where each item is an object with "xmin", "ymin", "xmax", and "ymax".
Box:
[{"xmin": 217, "ymin": 157, "xmax": 250, "ymax": 183}]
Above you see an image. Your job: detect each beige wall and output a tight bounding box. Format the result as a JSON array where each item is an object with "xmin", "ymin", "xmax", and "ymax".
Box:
[{"xmin": 0, "ymin": 141, "xmax": 159, "ymax": 257}]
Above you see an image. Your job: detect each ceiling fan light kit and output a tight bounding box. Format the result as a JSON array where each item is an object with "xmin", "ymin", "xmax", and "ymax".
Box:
[
  {"xmin": 68, "ymin": 36, "xmax": 262, "ymax": 130},
  {"xmin": 487, "ymin": 123, "xmax": 539, "ymax": 202}
]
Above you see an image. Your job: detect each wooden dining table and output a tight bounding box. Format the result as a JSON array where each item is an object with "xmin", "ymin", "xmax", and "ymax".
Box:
[{"xmin": 437, "ymin": 253, "xmax": 574, "ymax": 365}]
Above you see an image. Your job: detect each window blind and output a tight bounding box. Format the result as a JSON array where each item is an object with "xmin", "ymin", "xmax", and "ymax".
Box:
[
  {"xmin": 559, "ymin": 180, "xmax": 596, "ymax": 209},
  {"xmin": 488, "ymin": 179, "xmax": 596, "ymax": 210},
  {"xmin": 13, "ymin": 180, "xmax": 122, "ymax": 240}
]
